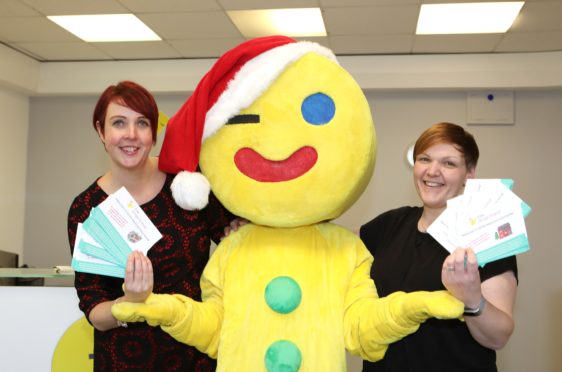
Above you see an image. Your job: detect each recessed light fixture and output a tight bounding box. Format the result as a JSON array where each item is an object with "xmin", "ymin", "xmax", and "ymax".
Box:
[
  {"xmin": 416, "ymin": 2, "xmax": 525, "ymax": 35},
  {"xmin": 47, "ymin": 14, "xmax": 161, "ymax": 42},
  {"xmin": 227, "ymin": 8, "xmax": 327, "ymax": 38}
]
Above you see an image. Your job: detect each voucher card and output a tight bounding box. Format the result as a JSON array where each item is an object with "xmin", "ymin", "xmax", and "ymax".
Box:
[
  {"xmin": 427, "ymin": 179, "xmax": 531, "ymax": 266},
  {"xmin": 71, "ymin": 223, "xmax": 125, "ymax": 278},
  {"xmin": 71, "ymin": 187, "xmax": 162, "ymax": 278}
]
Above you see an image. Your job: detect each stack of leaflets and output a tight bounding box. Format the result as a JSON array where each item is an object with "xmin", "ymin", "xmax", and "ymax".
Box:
[
  {"xmin": 71, "ymin": 187, "xmax": 162, "ymax": 278},
  {"xmin": 427, "ymin": 179, "xmax": 531, "ymax": 266}
]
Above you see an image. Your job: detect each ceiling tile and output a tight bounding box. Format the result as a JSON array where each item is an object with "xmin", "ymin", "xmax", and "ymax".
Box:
[
  {"xmin": 218, "ymin": 0, "xmax": 318, "ymax": 10},
  {"xmin": 0, "ymin": 16, "xmax": 80, "ymax": 42},
  {"xmin": 496, "ymin": 30, "xmax": 562, "ymax": 53},
  {"xmin": 94, "ymin": 41, "xmax": 183, "ymax": 59},
  {"xmin": 138, "ymin": 12, "xmax": 240, "ymax": 39},
  {"xmin": 118, "ymin": 0, "xmax": 222, "ymax": 13},
  {"xmin": 168, "ymin": 37, "xmax": 246, "ymax": 58},
  {"xmin": 0, "ymin": 0, "xmax": 41, "ymax": 16},
  {"xmin": 14, "ymin": 41, "xmax": 111, "ymax": 61},
  {"xmin": 323, "ymin": 5, "xmax": 419, "ymax": 35},
  {"xmin": 510, "ymin": 2, "xmax": 562, "ymax": 32},
  {"xmin": 320, "ymin": 0, "xmax": 420, "ymax": 6},
  {"xmin": 330, "ymin": 34, "xmax": 414, "ymax": 55},
  {"xmin": 19, "ymin": 0, "xmax": 128, "ymax": 15},
  {"xmin": 422, "ymin": 0, "xmax": 512, "ymax": 3}
]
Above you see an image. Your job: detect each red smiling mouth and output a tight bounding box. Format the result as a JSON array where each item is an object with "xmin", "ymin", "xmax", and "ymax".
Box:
[{"xmin": 234, "ymin": 146, "xmax": 318, "ymax": 182}]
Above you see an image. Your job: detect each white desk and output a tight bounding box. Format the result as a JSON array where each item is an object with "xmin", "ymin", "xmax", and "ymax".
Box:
[{"xmin": 0, "ymin": 286, "xmax": 92, "ymax": 372}]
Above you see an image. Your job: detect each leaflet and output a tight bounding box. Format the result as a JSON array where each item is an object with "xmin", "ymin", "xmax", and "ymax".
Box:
[
  {"xmin": 71, "ymin": 223, "xmax": 125, "ymax": 278},
  {"xmin": 427, "ymin": 179, "xmax": 531, "ymax": 266},
  {"xmin": 71, "ymin": 187, "xmax": 162, "ymax": 277},
  {"xmin": 464, "ymin": 178, "xmax": 532, "ymax": 217}
]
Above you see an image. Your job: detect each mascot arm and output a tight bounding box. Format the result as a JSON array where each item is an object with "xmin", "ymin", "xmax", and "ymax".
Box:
[
  {"xmin": 112, "ymin": 246, "xmax": 226, "ymax": 358},
  {"xmin": 112, "ymin": 291, "xmax": 221, "ymax": 357},
  {"xmin": 343, "ymin": 241, "xmax": 464, "ymax": 362},
  {"xmin": 162, "ymin": 278, "xmax": 223, "ymax": 358}
]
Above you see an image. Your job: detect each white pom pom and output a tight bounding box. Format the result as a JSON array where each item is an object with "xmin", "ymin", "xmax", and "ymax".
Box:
[{"xmin": 170, "ymin": 171, "xmax": 211, "ymax": 210}]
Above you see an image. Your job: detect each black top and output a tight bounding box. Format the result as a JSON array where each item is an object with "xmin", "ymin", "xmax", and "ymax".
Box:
[
  {"xmin": 68, "ymin": 174, "xmax": 234, "ymax": 371},
  {"xmin": 360, "ymin": 206, "xmax": 518, "ymax": 372}
]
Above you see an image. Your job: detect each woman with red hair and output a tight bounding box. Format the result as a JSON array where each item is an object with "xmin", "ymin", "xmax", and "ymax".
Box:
[{"xmin": 67, "ymin": 81, "xmax": 235, "ymax": 371}]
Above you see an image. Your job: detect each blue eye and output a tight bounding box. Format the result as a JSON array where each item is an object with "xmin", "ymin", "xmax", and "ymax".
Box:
[{"xmin": 301, "ymin": 93, "xmax": 335, "ymax": 125}]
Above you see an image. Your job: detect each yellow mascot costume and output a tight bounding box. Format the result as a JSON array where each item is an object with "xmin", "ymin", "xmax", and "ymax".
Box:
[{"xmin": 113, "ymin": 36, "xmax": 463, "ymax": 371}]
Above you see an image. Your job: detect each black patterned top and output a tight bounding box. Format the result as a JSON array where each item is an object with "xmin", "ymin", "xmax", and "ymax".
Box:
[
  {"xmin": 360, "ymin": 206, "xmax": 518, "ymax": 372},
  {"xmin": 68, "ymin": 173, "xmax": 234, "ymax": 371}
]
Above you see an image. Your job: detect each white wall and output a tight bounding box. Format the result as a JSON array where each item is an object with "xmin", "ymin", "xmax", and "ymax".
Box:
[
  {"xmin": 0, "ymin": 86, "xmax": 29, "ymax": 263},
  {"xmin": 0, "ymin": 44, "xmax": 39, "ymax": 95},
  {"xmin": 33, "ymin": 51, "xmax": 562, "ymax": 94}
]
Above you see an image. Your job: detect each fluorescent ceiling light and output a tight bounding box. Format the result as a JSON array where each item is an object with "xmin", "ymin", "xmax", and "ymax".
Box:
[
  {"xmin": 227, "ymin": 8, "xmax": 327, "ymax": 37},
  {"xmin": 48, "ymin": 14, "xmax": 161, "ymax": 42},
  {"xmin": 416, "ymin": 2, "xmax": 524, "ymax": 35}
]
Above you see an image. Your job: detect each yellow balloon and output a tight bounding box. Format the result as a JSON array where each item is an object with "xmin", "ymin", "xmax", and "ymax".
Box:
[
  {"xmin": 52, "ymin": 316, "xmax": 94, "ymax": 372},
  {"xmin": 158, "ymin": 111, "xmax": 169, "ymax": 134}
]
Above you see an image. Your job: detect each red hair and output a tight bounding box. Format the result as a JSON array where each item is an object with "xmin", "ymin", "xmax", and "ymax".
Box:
[{"xmin": 93, "ymin": 81, "xmax": 159, "ymax": 143}]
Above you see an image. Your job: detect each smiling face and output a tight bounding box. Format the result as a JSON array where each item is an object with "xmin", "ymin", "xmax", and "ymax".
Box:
[
  {"xmin": 97, "ymin": 101, "xmax": 154, "ymax": 171},
  {"xmin": 199, "ymin": 53, "xmax": 376, "ymax": 227},
  {"xmin": 413, "ymin": 142, "xmax": 475, "ymax": 211}
]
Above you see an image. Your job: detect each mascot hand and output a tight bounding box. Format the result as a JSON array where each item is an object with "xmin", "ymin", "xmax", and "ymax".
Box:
[
  {"xmin": 389, "ymin": 290, "xmax": 463, "ymax": 328},
  {"xmin": 348, "ymin": 290, "xmax": 463, "ymax": 361},
  {"xmin": 112, "ymin": 293, "xmax": 192, "ymax": 328}
]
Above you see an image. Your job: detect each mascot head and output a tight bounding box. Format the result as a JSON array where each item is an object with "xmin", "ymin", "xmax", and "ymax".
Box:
[{"xmin": 159, "ymin": 36, "xmax": 376, "ymax": 227}]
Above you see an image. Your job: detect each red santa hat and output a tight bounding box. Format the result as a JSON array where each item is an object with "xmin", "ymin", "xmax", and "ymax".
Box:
[{"xmin": 159, "ymin": 35, "xmax": 337, "ymax": 210}]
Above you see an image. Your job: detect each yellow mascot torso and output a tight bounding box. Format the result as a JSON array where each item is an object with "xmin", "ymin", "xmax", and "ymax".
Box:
[{"xmin": 210, "ymin": 223, "xmax": 375, "ymax": 371}]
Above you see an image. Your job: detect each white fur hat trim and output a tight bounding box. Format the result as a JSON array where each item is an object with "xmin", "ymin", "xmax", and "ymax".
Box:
[{"xmin": 170, "ymin": 170, "xmax": 211, "ymax": 210}]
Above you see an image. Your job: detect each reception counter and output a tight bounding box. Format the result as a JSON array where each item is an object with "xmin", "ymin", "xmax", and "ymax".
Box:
[{"xmin": 0, "ymin": 269, "xmax": 93, "ymax": 372}]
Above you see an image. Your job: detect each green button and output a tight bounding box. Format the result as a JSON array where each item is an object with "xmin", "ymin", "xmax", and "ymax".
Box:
[
  {"xmin": 265, "ymin": 276, "xmax": 301, "ymax": 314},
  {"xmin": 265, "ymin": 340, "xmax": 302, "ymax": 372}
]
